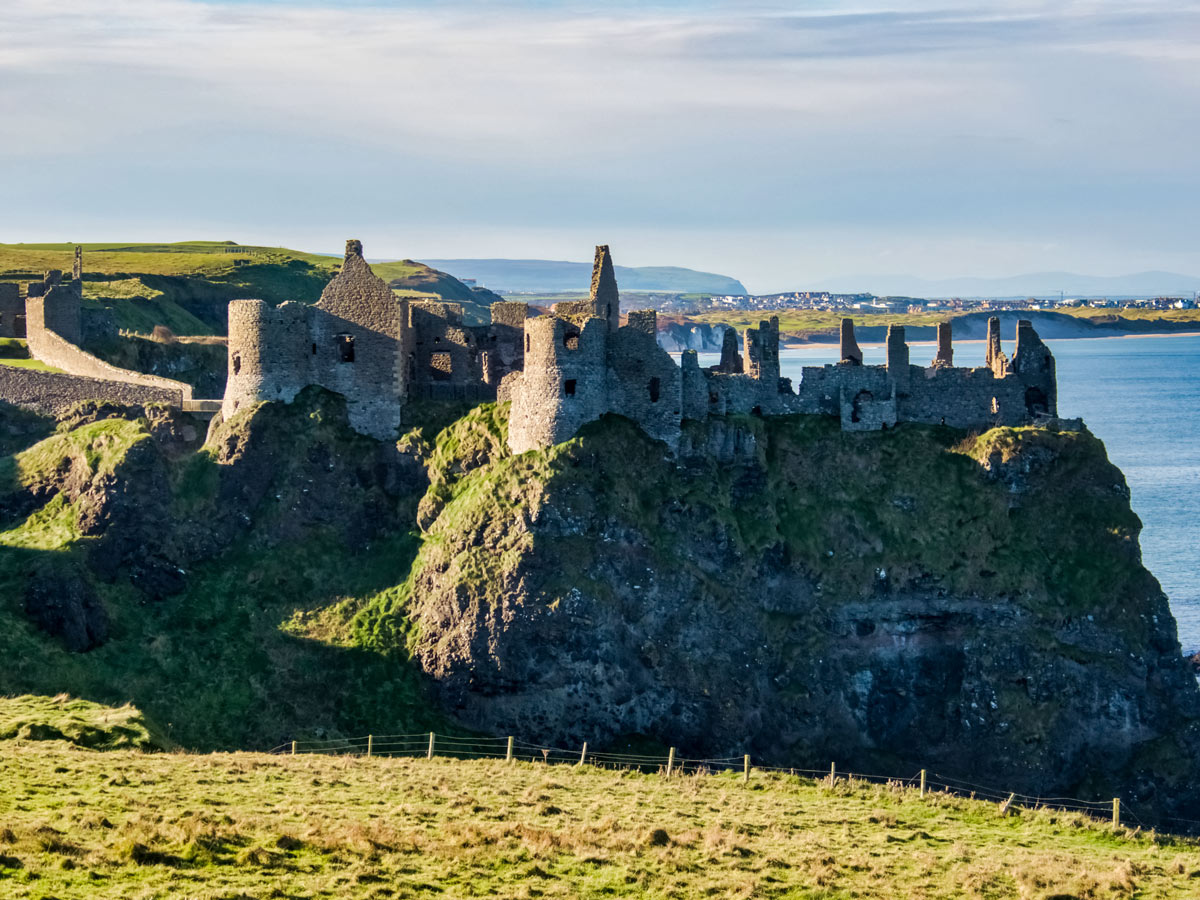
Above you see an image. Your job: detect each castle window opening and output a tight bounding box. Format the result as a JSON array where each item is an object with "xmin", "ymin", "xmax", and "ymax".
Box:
[
  {"xmin": 564, "ymin": 331, "xmax": 580, "ymax": 350},
  {"xmin": 751, "ymin": 405, "xmax": 762, "ymax": 417},
  {"xmin": 708, "ymin": 392, "xmax": 718, "ymax": 404},
  {"xmin": 430, "ymin": 351, "xmax": 452, "ymax": 381},
  {"xmin": 991, "ymin": 397, "xmax": 999, "ymax": 415},
  {"xmin": 231, "ymin": 352, "xmax": 241, "ymax": 375},
  {"xmin": 434, "ymin": 336, "xmax": 441, "ymax": 344},
  {"xmin": 850, "ymin": 390, "xmax": 873, "ymax": 424},
  {"xmin": 648, "ymin": 377, "xmax": 661, "ymax": 403},
  {"xmin": 1024, "ymin": 386, "xmax": 1049, "ymax": 416},
  {"xmin": 525, "ymin": 335, "xmax": 530, "ymax": 352},
  {"xmin": 311, "ymin": 342, "xmax": 317, "ymax": 356},
  {"xmin": 336, "ymin": 334, "xmax": 355, "ymax": 363},
  {"xmin": 564, "ymin": 379, "xmax": 577, "ymax": 397}
]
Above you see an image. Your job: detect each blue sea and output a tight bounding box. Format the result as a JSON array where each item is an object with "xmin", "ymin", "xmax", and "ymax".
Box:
[{"xmin": 696, "ymin": 334, "xmax": 1200, "ymax": 653}]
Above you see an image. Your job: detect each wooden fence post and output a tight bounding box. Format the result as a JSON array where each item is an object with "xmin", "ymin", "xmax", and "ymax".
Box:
[
  {"xmin": 290, "ymin": 740, "xmax": 297, "ymax": 756},
  {"xmin": 427, "ymin": 732, "xmax": 435, "ymax": 760},
  {"xmin": 830, "ymin": 762, "xmax": 836, "ymax": 785},
  {"xmin": 367, "ymin": 735, "xmax": 373, "ymax": 759},
  {"xmin": 743, "ymin": 755, "xmax": 750, "ymax": 784},
  {"xmin": 506, "ymin": 736, "xmax": 514, "ymax": 763},
  {"xmin": 666, "ymin": 747, "xmax": 676, "ymax": 778},
  {"xmin": 579, "ymin": 742, "xmax": 588, "ymax": 766},
  {"xmin": 919, "ymin": 769, "xmax": 926, "ymax": 797},
  {"xmin": 1113, "ymin": 798, "xmax": 1120, "ymax": 828}
]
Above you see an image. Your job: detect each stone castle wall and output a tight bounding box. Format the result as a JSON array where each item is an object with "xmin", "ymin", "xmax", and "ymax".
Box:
[
  {"xmin": 4, "ymin": 249, "xmax": 195, "ymax": 410},
  {"xmin": 0, "ymin": 283, "xmax": 22, "ymax": 338},
  {"xmin": 24, "ymin": 325, "xmax": 192, "ymax": 403},
  {"xmin": 605, "ymin": 317, "xmax": 682, "ymax": 448},
  {"xmin": 408, "ymin": 301, "xmax": 494, "ymax": 402},
  {"xmin": 0, "ymin": 365, "xmax": 183, "ymax": 415}
]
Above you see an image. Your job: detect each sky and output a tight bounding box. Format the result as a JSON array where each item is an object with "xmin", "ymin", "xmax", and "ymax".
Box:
[{"xmin": 1, "ymin": 0, "xmax": 1198, "ymax": 293}]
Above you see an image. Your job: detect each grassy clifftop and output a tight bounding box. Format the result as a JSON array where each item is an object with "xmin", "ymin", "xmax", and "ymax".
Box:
[
  {"xmin": 1, "ymin": 742, "xmax": 1197, "ymax": 898},
  {"xmin": 0, "ymin": 242, "xmax": 493, "ymax": 336}
]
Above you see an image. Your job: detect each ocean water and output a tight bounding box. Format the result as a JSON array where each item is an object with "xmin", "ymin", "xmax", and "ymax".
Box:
[{"xmin": 696, "ymin": 335, "xmax": 1200, "ymax": 652}]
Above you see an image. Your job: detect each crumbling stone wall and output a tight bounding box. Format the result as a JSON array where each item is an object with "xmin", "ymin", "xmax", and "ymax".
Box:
[
  {"xmin": 605, "ymin": 313, "xmax": 682, "ymax": 448},
  {"xmin": 0, "ymin": 283, "xmax": 22, "ymax": 338},
  {"xmin": 488, "ymin": 301, "xmax": 528, "ymax": 383},
  {"xmin": 25, "ymin": 326, "xmax": 194, "ymax": 402},
  {"xmin": 9, "ymin": 246, "xmax": 195, "ymax": 408},
  {"xmin": 0, "ymin": 364, "xmax": 183, "ymax": 415},
  {"xmin": 407, "ymin": 302, "xmax": 494, "ymax": 402},
  {"xmin": 222, "ymin": 241, "xmax": 407, "ymax": 438}
]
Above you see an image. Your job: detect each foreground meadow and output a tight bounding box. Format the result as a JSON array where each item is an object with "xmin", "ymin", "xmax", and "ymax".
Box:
[{"xmin": 1, "ymin": 742, "xmax": 1198, "ymax": 899}]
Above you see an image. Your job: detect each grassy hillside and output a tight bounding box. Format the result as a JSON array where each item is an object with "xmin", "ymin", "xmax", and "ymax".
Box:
[
  {"xmin": 691, "ymin": 307, "xmax": 1200, "ymax": 343},
  {"xmin": 0, "ymin": 695, "xmax": 165, "ymax": 751},
  {"xmin": 0, "ymin": 740, "xmax": 1195, "ymax": 898},
  {"xmin": 0, "ymin": 242, "xmax": 494, "ymax": 336},
  {"xmin": 373, "ymin": 258, "xmax": 499, "ymax": 324}
]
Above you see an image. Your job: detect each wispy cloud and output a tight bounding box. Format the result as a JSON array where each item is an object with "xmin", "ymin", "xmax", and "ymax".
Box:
[{"xmin": 0, "ymin": 0, "xmax": 1198, "ymax": 288}]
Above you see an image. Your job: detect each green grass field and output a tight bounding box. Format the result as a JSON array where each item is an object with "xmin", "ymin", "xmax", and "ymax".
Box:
[
  {"xmin": 0, "ymin": 358, "xmax": 63, "ymax": 373},
  {"xmin": 0, "ymin": 242, "xmax": 488, "ymax": 336},
  {"xmin": 0, "ymin": 735, "xmax": 1195, "ymax": 899}
]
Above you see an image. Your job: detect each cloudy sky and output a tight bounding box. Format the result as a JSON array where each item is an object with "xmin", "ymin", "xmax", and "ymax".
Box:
[{"xmin": 1, "ymin": 0, "xmax": 1197, "ymax": 291}]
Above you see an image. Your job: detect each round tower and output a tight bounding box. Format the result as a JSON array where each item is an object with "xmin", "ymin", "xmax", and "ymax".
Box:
[{"xmin": 508, "ymin": 315, "xmax": 608, "ymax": 453}]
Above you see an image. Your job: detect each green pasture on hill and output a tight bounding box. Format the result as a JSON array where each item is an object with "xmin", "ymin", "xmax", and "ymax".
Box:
[
  {"xmin": 0, "ymin": 242, "xmax": 489, "ymax": 336},
  {"xmin": 690, "ymin": 306, "xmax": 1200, "ymax": 342},
  {"xmin": 0, "ymin": 735, "xmax": 1197, "ymax": 899}
]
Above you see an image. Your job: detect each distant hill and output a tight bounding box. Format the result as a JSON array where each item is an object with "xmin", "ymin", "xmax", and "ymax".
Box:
[
  {"xmin": 422, "ymin": 258, "xmax": 747, "ymax": 295},
  {"xmin": 811, "ymin": 270, "xmax": 1200, "ymax": 299},
  {"xmin": 0, "ymin": 242, "xmax": 495, "ymax": 333},
  {"xmin": 370, "ymin": 258, "xmax": 500, "ymax": 325}
]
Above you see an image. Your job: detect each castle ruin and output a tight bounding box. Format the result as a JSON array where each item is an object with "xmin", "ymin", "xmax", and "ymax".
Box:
[
  {"xmin": 222, "ymin": 240, "xmax": 526, "ymax": 438},
  {"xmin": 221, "ymin": 241, "xmax": 1058, "ymax": 451}
]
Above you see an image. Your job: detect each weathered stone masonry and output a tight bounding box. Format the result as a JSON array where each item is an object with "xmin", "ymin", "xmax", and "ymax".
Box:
[
  {"xmin": 0, "ymin": 250, "xmax": 197, "ymax": 413},
  {"xmin": 223, "ymin": 240, "xmax": 528, "ymax": 439},
  {"xmin": 218, "ymin": 240, "xmax": 1060, "ymax": 452}
]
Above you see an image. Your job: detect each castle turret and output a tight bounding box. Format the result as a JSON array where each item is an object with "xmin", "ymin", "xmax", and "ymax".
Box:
[
  {"xmin": 222, "ymin": 299, "xmax": 311, "ymax": 419},
  {"xmin": 507, "ymin": 315, "xmax": 609, "ymax": 453}
]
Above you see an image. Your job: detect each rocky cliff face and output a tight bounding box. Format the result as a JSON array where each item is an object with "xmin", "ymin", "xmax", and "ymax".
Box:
[
  {"xmin": 3, "ymin": 393, "xmax": 1197, "ymax": 823},
  {"xmin": 399, "ymin": 411, "xmax": 1200, "ymax": 824}
]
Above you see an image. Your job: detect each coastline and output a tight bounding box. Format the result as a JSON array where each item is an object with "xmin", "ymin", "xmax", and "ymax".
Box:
[{"xmin": 781, "ymin": 331, "xmax": 1200, "ymax": 349}]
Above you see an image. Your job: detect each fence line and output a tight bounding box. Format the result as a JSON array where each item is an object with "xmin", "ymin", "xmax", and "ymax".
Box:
[{"xmin": 260, "ymin": 731, "xmax": 1194, "ymax": 833}]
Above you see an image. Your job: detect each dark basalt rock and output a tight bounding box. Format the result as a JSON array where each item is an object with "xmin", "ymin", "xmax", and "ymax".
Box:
[{"xmin": 23, "ymin": 568, "xmax": 109, "ymax": 652}]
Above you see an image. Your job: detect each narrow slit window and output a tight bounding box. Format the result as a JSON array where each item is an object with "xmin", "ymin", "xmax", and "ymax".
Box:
[{"xmin": 648, "ymin": 377, "xmax": 661, "ymax": 403}]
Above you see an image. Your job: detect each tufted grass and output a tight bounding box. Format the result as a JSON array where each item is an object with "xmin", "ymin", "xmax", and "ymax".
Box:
[
  {"xmin": 0, "ymin": 695, "xmax": 165, "ymax": 751},
  {"xmin": 0, "ymin": 741, "xmax": 1197, "ymax": 899}
]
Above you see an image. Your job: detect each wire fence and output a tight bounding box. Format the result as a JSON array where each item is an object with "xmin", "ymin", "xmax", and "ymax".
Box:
[{"xmin": 266, "ymin": 730, "xmax": 1200, "ymax": 835}]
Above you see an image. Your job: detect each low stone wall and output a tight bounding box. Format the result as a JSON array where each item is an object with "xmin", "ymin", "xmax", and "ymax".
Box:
[
  {"xmin": 0, "ymin": 365, "xmax": 184, "ymax": 416},
  {"xmin": 26, "ymin": 325, "xmax": 193, "ymax": 402}
]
